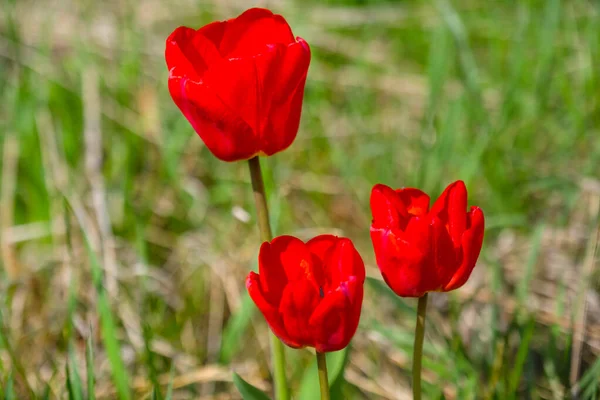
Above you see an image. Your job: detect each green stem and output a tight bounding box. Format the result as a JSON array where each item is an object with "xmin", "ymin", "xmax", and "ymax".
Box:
[
  {"xmin": 412, "ymin": 293, "xmax": 428, "ymax": 400},
  {"xmin": 247, "ymin": 156, "xmax": 289, "ymax": 400},
  {"xmin": 316, "ymin": 352, "xmax": 330, "ymax": 400}
]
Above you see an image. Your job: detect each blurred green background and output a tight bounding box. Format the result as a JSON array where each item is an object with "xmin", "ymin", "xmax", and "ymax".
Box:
[{"xmin": 1, "ymin": 0, "xmax": 599, "ymax": 398}]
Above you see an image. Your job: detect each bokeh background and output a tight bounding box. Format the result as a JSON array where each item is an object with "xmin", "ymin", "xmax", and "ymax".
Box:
[{"xmin": 1, "ymin": 0, "xmax": 599, "ymax": 398}]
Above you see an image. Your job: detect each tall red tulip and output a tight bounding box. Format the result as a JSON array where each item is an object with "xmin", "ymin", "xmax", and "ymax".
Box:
[
  {"xmin": 247, "ymin": 235, "xmax": 365, "ymax": 352},
  {"xmin": 370, "ymin": 180, "xmax": 485, "ymax": 297},
  {"xmin": 165, "ymin": 8, "xmax": 311, "ymax": 162}
]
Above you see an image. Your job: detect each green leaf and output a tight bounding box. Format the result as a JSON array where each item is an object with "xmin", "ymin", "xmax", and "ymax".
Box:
[
  {"xmin": 164, "ymin": 363, "xmax": 175, "ymax": 400},
  {"xmin": 79, "ymin": 225, "xmax": 131, "ymax": 400},
  {"xmin": 86, "ymin": 330, "xmax": 95, "ymax": 400},
  {"xmin": 232, "ymin": 372, "xmax": 270, "ymax": 400},
  {"xmin": 4, "ymin": 372, "xmax": 15, "ymax": 400},
  {"xmin": 66, "ymin": 342, "xmax": 84, "ymax": 400}
]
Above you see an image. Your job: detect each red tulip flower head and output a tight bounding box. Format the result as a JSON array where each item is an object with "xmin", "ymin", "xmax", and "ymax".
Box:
[
  {"xmin": 370, "ymin": 180, "xmax": 484, "ymax": 297},
  {"xmin": 165, "ymin": 8, "xmax": 311, "ymax": 162},
  {"xmin": 247, "ymin": 235, "xmax": 365, "ymax": 352}
]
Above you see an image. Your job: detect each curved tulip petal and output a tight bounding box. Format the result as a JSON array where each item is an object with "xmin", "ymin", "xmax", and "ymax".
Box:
[
  {"xmin": 246, "ymin": 272, "xmax": 300, "ymax": 347},
  {"xmin": 279, "ymin": 279, "xmax": 321, "ymax": 348},
  {"xmin": 259, "ymin": 236, "xmax": 325, "ymax": 301},
  {"xmin": 306, "ymin": 234, "xmax": 337, "ymax": 264},
  {"xmin": 370, "ymin": 184, "xmax": 408, "ymax": 229},
  {"xmin": 370, "ymin": 224, "xmax": 435, "ymax": 297},
  {"xmin": 260, "ymin": 39, "xmax": 311, "ymax": 156},
  {"xmin": 219, "ymin": 8, "xmax": 295, "ymax": 58},
  {"xmin": 430, "ymin": 215, "xmax": 459, "ymax": 289},
  {"xmin": 444, "ymin": 206, "xmax": 485, "ymax": 291},
  {"xmin": 168, "ymin": 76, "xmax": 258, "ymax": 161},
  {"xmin": 310, "ymin": 277, "xmax": 363, "ymax": 352},
  {"xmin": 324, "ymin": 238, "xmax": 366, "ymax": 288},
  {"xmin": 396, "ymin": 188, "xmax": 430, "ymax": 217},
  {"xmin": 430, "ymin": 180, "xmax": 468, "ymax": 248},
  {"xmin": 197, "ymin": 20, "xmax": 226, "ymax": 49}
]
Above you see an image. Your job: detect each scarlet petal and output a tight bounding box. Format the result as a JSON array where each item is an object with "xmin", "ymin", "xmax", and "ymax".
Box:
[
  {"xmin": 430, "ymin": 180, "xmax": 468, "ymax": 247},
  {"xmin": 259, "ymin": 236, "xmax": 324, "ymax": 295},
  {"xmin": 322, "ymin": 238, "xmax": 366, "ymax": 288},
  {"xmin": 370, "ymin": 184, "xmax": 408, "ymax": 229},
  {"xmin": 246, "ymin": 272, "xmax": 299, "ymax": 347},
  {"xmin": 309, "ymin": 277, "xmax": 363, "ymax": 352},
  {"xmin": 395, "ymin": 188, "xmax": 430, "ymax": 217},
  {"xmin": 168, "ymin": 76, "xmax": 258, "ymax": 161},
  {"xmin": 259, "ymin": 39, "xmax": 311, "ymax": 156},
  {"xmin": 370, "ymin": 225, "xmax": 434, "ymax": 297},
  {"xmin": 279, "ymin": 280, "xmax": 321, "ymax": 348},
  {"xmin": 219, "ymin": 8, "xmax": 295, "ymax": 58},
  {"xmin": 197, "ymin": 20, "xmax": 226, "ymax": 49},
  {"xmin": 165, "ymin": 26, "xmax": 222, "ymax": 76},
  {"xmin": 306, "ymin": 234, "xmax": 338, "ymax": 265},
  {"xmin": 444, "ymin": 206, "xmax": 485, "ymax": 291},
  {"xmin": 430, "ymin": 215, "xmax": 459, "ymax": 288}
]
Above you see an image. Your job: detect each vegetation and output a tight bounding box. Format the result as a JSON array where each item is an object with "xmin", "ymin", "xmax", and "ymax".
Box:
[{"xmin": 0, "ymin": 0, "xmax": 599, "ymax": 398}]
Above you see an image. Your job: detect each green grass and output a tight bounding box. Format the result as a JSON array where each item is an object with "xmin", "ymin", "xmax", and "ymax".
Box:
[{"xmin": 1, "ymin": 0, "xmax": 600, "ymax": 398}]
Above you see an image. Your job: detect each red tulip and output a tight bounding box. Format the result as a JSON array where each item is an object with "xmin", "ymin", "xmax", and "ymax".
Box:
[
  {"xmin": 165, "ymin": 8, "xmax": 311, "ymax": 162},
  {"xmin": 370, "ymin": 180, "xmax": 484, "ymax": 297},
  {"xmin": 247, "ymin": 235, "xmax": 365, "ymax": 352}
]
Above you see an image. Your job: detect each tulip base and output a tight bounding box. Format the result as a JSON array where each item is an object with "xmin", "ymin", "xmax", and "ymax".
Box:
[
  {"xmin": 412, "ymin": 293, "xmax": 428, "ymax": 400},
  {"xmin": 316, "ymin": 352, "xmax": 330, "ymax": 400},
  {"xmin": 247, "ymin": 156, "xmax": 289, "ymax": 400}
]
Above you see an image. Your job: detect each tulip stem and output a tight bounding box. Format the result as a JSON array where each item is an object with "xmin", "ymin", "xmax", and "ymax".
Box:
[
  {"xmin": 247, "ymin": 156, "xmax": 289, "ymax": 400},
  {"xmin": 412, "ymin": 293, "xmax": 428, "ymax": 400},
  {"xmin": 316, "ymin": 352, "xmax": 330, "ymax": 400}
]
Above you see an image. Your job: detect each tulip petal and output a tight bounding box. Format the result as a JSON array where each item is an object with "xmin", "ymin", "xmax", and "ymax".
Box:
[
  {"xmin": 444, "ymin": 206, "xmax": 485, "ymax": 291},
  {"xmin": 309, "ymin": 277, "xmax": 363, "ymax": 352},
  {"xmin": 430, "ymin": 180, "xmax": 468, "ymax": 248},
  {"xmin": 396, "ymin": 188, "xmax": 430, "ymax": 217},
  {"xmin": 279, "ymin": 279, "xmax": 321, "ymax": 348},
  {"xmin": 168, "ymin": 76, "xmax": 258, "ymax": 161},
  {"xmin": 322, "ymin": 238, "xmax": 366, "ymax": 289},
  {"xmin": 430, "ymin": 215, "xmax": 459, "ymax": 289},
  {"xmin": 259, "ymin": 39, "xmax": 311, "ymax": 156},
  {"xmin": 219, "ymin": 8, "xmax": 295, "ymax": 58},
  {"xmin": 259, "ymin": 236, "xmax": 325, "ymax": 300},
  {"xmin": 246, "ymin": 272, "xmax": 300, "ymax": 348},
  {"xmin": 370, "ymin": 184, "xmax": 408, "ymax": 229},
  {"xmin": 306, "ymin": 234, "xmax": 337, "ymax": 265},
  {"xmin": 166, "ymin": 26, "xmax": 222, "ymax": 76},
  {"xmin": 197, "ymin": 20, "xmax": 227, "ymax": 49},
  {"xmin": 370, "ymin": 223, "xmax": 435, "ymax": 297}
]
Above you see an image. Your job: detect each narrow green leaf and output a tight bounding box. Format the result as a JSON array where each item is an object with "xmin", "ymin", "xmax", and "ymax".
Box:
[
  {"xmin": 517, "ymin": 224, "xmax": 545, "ymax": 307},
  {"xmin": 66, "ymin": 342, "xmax": 84, "ymax": 400},
  {"xmin": 4, "ymin": 372, "xmax": 15, "ymax": 400},
  {"xmin": 508, "ymin": 318, "xmax": 535, "ymax": 397},
  {"xmin": 164, "ymin": 363, "xmax": 175, "ymax": 400},
  {"xmin": 86, "ymin": 330, "xmax": 95, "ymax": 400},
  {"xmin": 80, "ymin": 227, "xmax": 131, "ymax": 400},
  {"xmin": 232, "ymin": 372, "xmax": 270, "ymax": 400}
]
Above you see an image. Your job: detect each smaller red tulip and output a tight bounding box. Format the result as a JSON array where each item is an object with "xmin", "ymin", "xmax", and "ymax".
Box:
[
  {"xmin": 165, "ymin": 8, "xmax": 311, "ymax": 162},
  {"xmin": 370, "ymin": 180, "xmax": 484, "ymax": 297},
  {"xmin": 247, "ymin": 235, "xmax": 365, "ymax": 352}
]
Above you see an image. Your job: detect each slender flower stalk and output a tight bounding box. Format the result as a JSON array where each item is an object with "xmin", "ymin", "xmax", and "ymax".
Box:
[
  {"xmin": 412, "ymin": 294, "xmax": 428, "ymax": 400},
  {"xmin": 316, "ymin": 352, "xmax": 330, "ymax": 400},
  {"xmin": 247, "ymin": 156, "xmax": 289, "ymax": 400}
]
